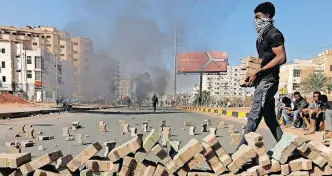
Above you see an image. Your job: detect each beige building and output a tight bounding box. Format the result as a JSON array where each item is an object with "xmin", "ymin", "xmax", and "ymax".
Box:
[
  {"xmin": 118, "ymin": 78, "xmax": 133, "ymax": 99},
  {"xmin": 0, "ymin": 25, "xmax": 75, "ymax": 99},
  {"xmin": 71, "ymin": 37, "xmax": 94, "ymax": 97},
  {"xmin": 279, "ymin": 50, "xmax": 332, "ymax": 95},
  {"xmin": 202, "ymin": 66, "xmax": 246, "ymax": 100}
]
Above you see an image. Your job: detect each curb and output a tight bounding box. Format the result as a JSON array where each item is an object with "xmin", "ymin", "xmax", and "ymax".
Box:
[{"xmin": 180, "ymin": 106, "xmax": 249, "ymax": 118}]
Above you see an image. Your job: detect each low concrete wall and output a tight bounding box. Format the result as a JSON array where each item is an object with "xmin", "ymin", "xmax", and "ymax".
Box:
[{"xmin": 180, "ymin": 106, "xmax": 249, "ymax": 118}]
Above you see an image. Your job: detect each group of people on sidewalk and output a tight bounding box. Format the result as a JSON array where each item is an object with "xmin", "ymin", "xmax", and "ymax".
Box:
[{"xmin": 276, "ymin": 91, "xmax": 332, "ymax": 138}]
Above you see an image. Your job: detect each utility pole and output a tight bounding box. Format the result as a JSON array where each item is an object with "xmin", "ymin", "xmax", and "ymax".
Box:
[{"xmin": 173, "ymin": 23, "xmax": 178, "ymax": 101}]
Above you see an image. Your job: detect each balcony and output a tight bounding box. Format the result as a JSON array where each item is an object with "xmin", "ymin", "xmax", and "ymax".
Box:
[{"xmin": 16, "ymin": 35, "xmax": 31, "ymax": 41}]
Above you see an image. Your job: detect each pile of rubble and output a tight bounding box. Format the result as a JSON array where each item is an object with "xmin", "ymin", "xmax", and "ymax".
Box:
[
  {"xmin": 0, "ymin": 93, "xmax": 28, "ymax": 104},
  {"xmin": 1, "ymin": 120, "xmax": 332, "ymax": 176}
]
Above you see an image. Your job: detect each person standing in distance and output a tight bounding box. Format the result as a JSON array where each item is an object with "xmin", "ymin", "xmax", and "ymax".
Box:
[
  {"xmin": 237, "ymin": 2, "xmax": 287, "ymax": 150},
  {"xmin": 152, "ymin": 94, "xmax": 159, "ymax": 112}
]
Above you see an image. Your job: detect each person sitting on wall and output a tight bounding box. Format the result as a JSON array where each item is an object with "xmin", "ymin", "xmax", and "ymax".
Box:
[
  {"xmin": 282, "ymin": 92, "xmax": 308, "ymax": 128},
  {"xmin": 276, "ymin": 96, "xmax": 292, "ymax": 124}
]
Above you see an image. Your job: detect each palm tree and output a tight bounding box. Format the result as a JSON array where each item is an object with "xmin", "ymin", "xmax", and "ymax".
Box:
[{"xmin": 300, "ymin": 73, "xmax": 330, "ymax": 94}]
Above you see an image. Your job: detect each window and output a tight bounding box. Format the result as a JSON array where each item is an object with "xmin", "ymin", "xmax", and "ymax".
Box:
[
  {"xmin": 15, "ymin": 55, "xmax": 20, "ymax": 58},
  {"xmin": 46, "ymin": 35, "xmax": 51, "ymax": 39},
  {"xmin": 293, "ymin": 83, "xmax": 300, "ymax": 90},
  {"xmin": 46, "ymin": 44, "xmax": 51, "ymax": 47},
  {"xmin": 33, "ymin": 42, "xmax": 37, "ymax": 46},
  {"xmin": 35, "ymin": 71, "xmax": 41, "ymax": 80},
  {"xmin": 74, "ymin": 51, "xmax": 78, "ymax": 54},
  {"xmin": 2, "ymin": 76, "xmax": 6, "ymax": 82},
  {"xmin": 73, "ymin": 58, "xmax": 78, "ymax": 62},
  {"xmin": 293, "ymin": 70, "xmax": 300, "ymax": 77},
  {"xmin": 1, "ymin": 48, "xmax": 5, "ymax": 53},
  {"xmin": 1, "ymin": 61, "xmax": 5, "ymax": 68},
  {"xmin": 60, "ymin": 54, "xmax": 65, "ymax": 57},
  {"xmin": 27, "ymin": 56, "xmax": 32, "ymax": 64},
  {"xmin": 330, "ymin": 65, "xmax": 332, "ymax": 71},
  {"xmin": 73, "ymin": 42, "xmax": 78, "ymax": 45},
  {"xmin": 35, "ymin": 56, "xmax": 41, "ymax": 69},
  {"xmin": 60, "ymin": 45, "xmax": 64, "ymax": 48},
  {"xmin": 27, "ymin": 71, "xmax": 32, "ymax": 78}
]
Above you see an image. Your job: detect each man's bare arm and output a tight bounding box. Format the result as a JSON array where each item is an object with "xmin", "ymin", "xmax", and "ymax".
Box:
[{"xmin": 259, "ymin": 45, "xmax": 286, "ymax": 72}]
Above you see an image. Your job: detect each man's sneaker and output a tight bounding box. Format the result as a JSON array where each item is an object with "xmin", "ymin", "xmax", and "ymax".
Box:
[{"xmin": 284, "ymin": 123, "xmax": 292, "ymax": 128}]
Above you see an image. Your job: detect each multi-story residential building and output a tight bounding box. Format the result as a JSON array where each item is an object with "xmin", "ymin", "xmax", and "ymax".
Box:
[
  {"xmin": 118, "ymin": 78, "xmax": 133, "ymax": 99},
  {"xmin": 0, "ymin": 25, "xmax": 76, "ymax": 100},
  {"xmin": 278, "ymin": 50, "xmax": 332, "ymax": 95},
  {"xmin": 201, "ymin": 66, "xmax": 246, "ymax": 100},
  {"xmin": 71, "ymin": 37, "xmax": 94, "ymax": 97},
  {"xmin": 0, "ymin": 40, "xmax": 56, "ymax": 101}
]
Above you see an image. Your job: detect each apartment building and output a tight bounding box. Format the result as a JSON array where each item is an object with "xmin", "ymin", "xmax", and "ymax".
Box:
[
  {"xmin": 201, "ymin": 66, "xmax": 246, "ymax": 99},
  {"xmin": 279, "ymin": 50, "xmax": 332, "ymax": 95},
  {"xmin": 118, "ymin": 78, "xmax": 133, "ymax": 99},
  {"xmin": 0, "ymin": 25, "xmax": 79, "ymax": 100},
  {"xmin": 71, "ymin": 37, "xmax": 94, "ymax": 96},
  {"xmin": 0, "ymin": 40, "xmax": 56, "ymax": 101}
]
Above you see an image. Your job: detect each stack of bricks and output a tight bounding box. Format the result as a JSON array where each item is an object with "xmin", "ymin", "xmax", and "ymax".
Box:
[
  {"xmin": 239, "ymin": 56, "xmax": 262, "ymax": 87},
  {"xmin": 3, "ymin": 130, "xmax": 332, "ymax": 175}
]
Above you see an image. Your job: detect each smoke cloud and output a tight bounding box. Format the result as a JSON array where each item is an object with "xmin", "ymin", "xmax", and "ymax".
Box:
[
  {"xmin": 134, "ymin": 72, "xmax": 152, "ymax": 105},
  {"xmin": 65, "ymin": 0, "xmax": 182, "ymax": 101}
]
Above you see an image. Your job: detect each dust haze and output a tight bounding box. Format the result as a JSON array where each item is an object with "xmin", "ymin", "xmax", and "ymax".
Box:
[{"xmin": 65, "ymin": 0, "xmax": 197, "ymax": 102}]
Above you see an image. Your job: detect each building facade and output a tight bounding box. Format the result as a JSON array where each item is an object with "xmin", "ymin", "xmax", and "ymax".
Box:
[
  {"xmin": 118, "ymin": 78, "xmax": 133, "ymax": 99},
  {"xmin": 201, "ymin": 66, "xmax": 246, "ymax": 100},
  {"xmin": 278, "ymin": 50, "xmax": 332, "ymax": 96},
  {"xmin": 0, "ymin": 40, "xmax": 57, "ymax": 101},
  {"xmin": 0, "ymin": 25, "xmax": 78, "ymax": 100}
]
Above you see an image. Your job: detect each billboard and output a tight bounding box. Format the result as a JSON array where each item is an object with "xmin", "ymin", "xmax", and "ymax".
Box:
[{"xmin": 177, "ymin": 52, "xmax": 228, "ymax": 73}]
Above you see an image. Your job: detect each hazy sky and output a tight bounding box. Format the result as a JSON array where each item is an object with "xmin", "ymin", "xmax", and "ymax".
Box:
[{"xmin": 2, "ymin": 0, "xmax": 332, "ymax": 92}]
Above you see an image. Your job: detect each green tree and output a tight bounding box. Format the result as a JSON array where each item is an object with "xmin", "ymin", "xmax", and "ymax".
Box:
[
  {"xmin": 327, "ymin": 83, "xmax": 332, "ymax": 94},
  {"xmin": 193, "ymin": 90, "xmax": 211, "ymax": 106},
  {"xmin": 300, "ymin": 73, "xmax": 330, "ymax": 94}
]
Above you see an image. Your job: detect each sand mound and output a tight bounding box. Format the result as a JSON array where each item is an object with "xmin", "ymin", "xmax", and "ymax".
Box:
[{"xmin": 0, "ymin": 93, "xmax": 29, "ymax": 104}]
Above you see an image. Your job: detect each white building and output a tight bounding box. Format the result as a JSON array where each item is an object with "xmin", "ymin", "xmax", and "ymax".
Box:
[
  {"xmin": 0, "ymin": 40, "xmax": 60, "ymax": 101},
  {"xmin": 201, "ymin": 66, "xmax": 246, "ymax": 100}
]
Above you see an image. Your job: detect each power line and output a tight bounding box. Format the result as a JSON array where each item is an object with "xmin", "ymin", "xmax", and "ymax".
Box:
[
  {"xmin": 187, "ymin": 0, "xmax": 197, "ymax": 18},
  {"xmin": 219, "ymin": 0, "xmax": 242, "ymax": 24}
]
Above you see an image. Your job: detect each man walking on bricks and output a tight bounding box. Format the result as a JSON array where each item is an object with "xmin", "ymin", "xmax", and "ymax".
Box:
[{"xmin": 237, "ymin": 2, "xmax": 287, "ymax": 150}]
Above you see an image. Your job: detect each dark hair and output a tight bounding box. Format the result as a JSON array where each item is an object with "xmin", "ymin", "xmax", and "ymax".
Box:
[
  {"xmin": 254, "ymin": 2, "xmax": 275, "ymax": 18},
  {"xmin": 313, "ymin": 91, "xmax": 321, "ymax": 96},
  {"xmin": 281, "ymin": 97, "xmax": 291, "ymax": 104},
  {"xmin": 293, "ymin": 92, "xmax": 301, "ymax": 96},
  {"xmin": 319, "ymin": 95, "xmax": 328, "ymax": 103}
]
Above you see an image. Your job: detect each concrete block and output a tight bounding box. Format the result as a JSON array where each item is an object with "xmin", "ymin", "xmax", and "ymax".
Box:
[
  {"xmin": 15, "ymin": 125, "xmax": 25, "ymax": 133},
  {"xmin": 66, "ymin": 142, "xmax": 102, "ymax": 172},
  {"xmin": 209, "ymin": 128, "xmax": 217, "ymax": 136},
  {"xmin": 177, "ymin": 168, "xmax": 188, "ymax": 176},
  {"xmin": 38, "ymin": 136, "xmax": 54, "ymax": 140},
  {"xmin": 298, "ymin": 146, "xmax": 327, "ymax": 168},
  {"xmin": 108, "ymin": 136, "xmax": 142, "ymax": 162},
  {"xmin": 19, "ymin": 150, "xmax": 63, "ymax": 174},
  {"xmin": 230, "ymin": 133, "xmax": 241, "ymax": 146},
  {"xmin": 227, "ymin": 144, "xmax": 256, "ymax": 174},
  {"xmin": 297, "ymin": 143, "xmax": 309, "ymax": 153},
  {"xmin": 80, "ymin": 169, "xmax": 114, "ymax": 176},
  {"xmin": 272, "ymin": 133, "xmax": 305, "ymax": 164},
  {"xmin": 201, "ymin": 124, "xmax": 208, "ymax": 132},
  {"xmin": 169, "ymin": 140, "xmax": 181, "ymax": 152},
  {"xmin": 86, "ymin": 160, "xmax": 120, "ymax": 172},
  {"xmin": 73, "ymin": 134, "xmax": 83, "ymax": 146},
  {"xmin": 201, "ymin": 142, "xmax": 226, "ymax": 175},
  {"xmin": 103, "ymin": 141, "xmax": 116, "ymax": 157},
  {"xmin": 307, "ymin": 141, "xmax": 332, "ymax": 167},
  {"xmin": 185, "ymin": 153, "xmax": 206, "ymax": 171},
  {"xmin": 289, "ymin": 158, "xmax": 312, "ymax": 172},
  {"xmin": 189, "ymin": 126, "xmax": 195, "ymax": 135},
  {"xmin": 131, "ymin": 127, "xmax": 138, "ymax": 137},
  {"xmin": 151, "ymin": 144, "xmax": 171, "ymax": 165},
  {"xmin": 33, "ymin": 169, "xmax": 60, "ymax": 176},
  {"xmin": 154, "ymin": 164, "xmax": 169, "ymax": 176},
  {"xmin": 228, "ymin": 125, "xmax": 234, "ymax": 133},
  {"xmin": 289, "ymin": 171, "xmax": 309, "ymax": 176},
  {"xmin": 56, "ymin": 154, "xmax": 73, "ymax": 175},
  {"xmin": 8, "ymin": 145, "xmax": 21, "ymax": 153},
  {"xmin": 312, "ymin": 165, "xmax": 332, "ymax": 176},
  {"xmin": 0, "ymin": 152, "xmax": 31, "ymax": 168},
  {"xmin": 20, "ymin": 140, "xmax": 33, "ymax": 148},
  {"xmin": 25, "ymin": 128, "xmax": 34, "ymax": 139},
  {"xmin": 281, "ymin": 164, "xmax": 290, "ymax": 175},
  {"xmin": 99, "ymin": 124, "xmax": 107, "ymax": 132},
  {"xmin": 244, "ymin": 132, "xmax": 263, "ymax": 145},
  {"xmin": 173, "ymin": 139, "xmax": 204, "ymax": 168},
  {"xmin": 135, "ymin": 129, "xmax": 160, "ymax": 162},
  {"xmin": 204, "ymin": 119, "xmax": 212, "ymax": 126},
  {"xmin": 184, "ymin": 121, "xmax": 191, "ymax": 127},
  {"xmin": 162, "ymin": 127, "xmax": 171, "ymax": 143}
]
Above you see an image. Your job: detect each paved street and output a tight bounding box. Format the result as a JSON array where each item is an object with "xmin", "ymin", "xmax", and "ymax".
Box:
[{"xmin": 0, "ymin": 108, "xmax": 277, "ymax": 160}]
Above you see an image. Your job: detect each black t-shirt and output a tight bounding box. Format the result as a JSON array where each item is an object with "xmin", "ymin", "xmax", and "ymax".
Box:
[{"xmin": 256, "ymin": 27, "xmax": 285, "ymax": 81}]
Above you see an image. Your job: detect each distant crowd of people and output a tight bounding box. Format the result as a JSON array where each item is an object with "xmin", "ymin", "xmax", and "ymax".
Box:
[{"xmin": 277, "ymin": 91, "xmax": 332, "ymax": 138}]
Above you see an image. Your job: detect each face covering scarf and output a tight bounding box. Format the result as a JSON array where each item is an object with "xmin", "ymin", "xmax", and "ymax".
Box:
[{"xmin": 254, "ymin": 18, "xmax": 273, "ymax": 43}]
